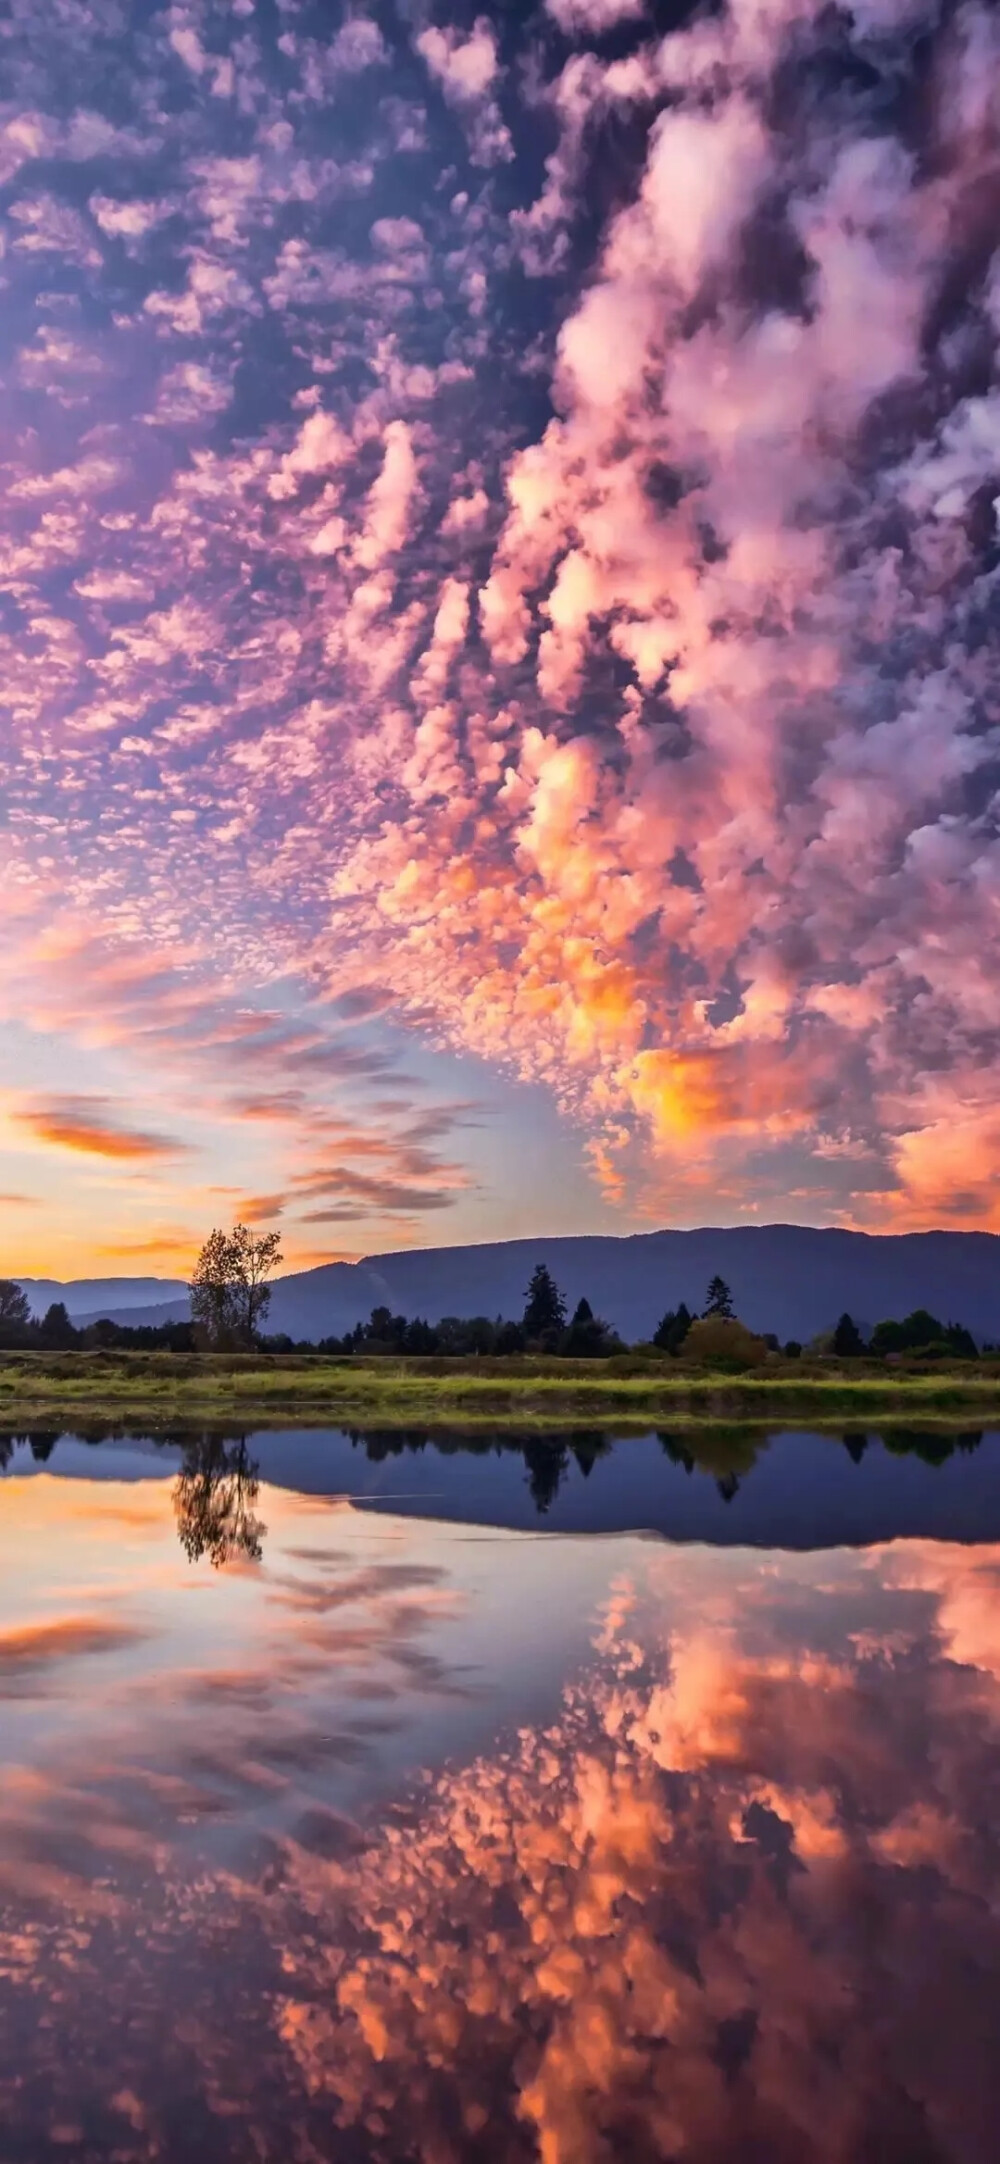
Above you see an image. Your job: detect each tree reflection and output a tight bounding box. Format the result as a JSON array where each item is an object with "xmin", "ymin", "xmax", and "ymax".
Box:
[
  {"xmin": 568, "ymin": 1432, "xmax": 613, "ymax": 1480},
  {"xmin": 880, "ymin": 1428, "xmax": 984, "ymax": 1466},
  {"xmin": 0, "ymin": 1430, "xmax": 60, "ymax": 1469},
  {"xmin": 522, "ymin": 1436, "xmax": 570, "ymax": 1513},
  {"xmin": 173, "ymin": 1435, "xmax": 266, "ymax": 1567},
  {"xmin": 658, "ymin": 1431, "xmax": 695, "ymax": 1473}
]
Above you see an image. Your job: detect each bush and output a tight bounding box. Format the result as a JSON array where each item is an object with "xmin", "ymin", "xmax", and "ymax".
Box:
[{"xmin": 682, "ymin": 1317, "xmax": 768, "ymax": 1370}]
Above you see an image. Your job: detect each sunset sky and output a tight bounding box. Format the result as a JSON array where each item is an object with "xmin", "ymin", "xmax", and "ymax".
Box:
[{"xmin": 1, "ymin": 0, "xmax": 998, "ymax": 1276}]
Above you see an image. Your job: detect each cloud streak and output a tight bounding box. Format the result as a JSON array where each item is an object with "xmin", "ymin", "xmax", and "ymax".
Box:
[{"xmin": 12, "ymin": 1097, "xmax": 188, "ymax": 1162}]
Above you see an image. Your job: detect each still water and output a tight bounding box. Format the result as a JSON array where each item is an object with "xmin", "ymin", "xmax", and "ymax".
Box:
[{"xmin": 2, "ymin": 1426, "xmax": 1000, "ymax": 2162}]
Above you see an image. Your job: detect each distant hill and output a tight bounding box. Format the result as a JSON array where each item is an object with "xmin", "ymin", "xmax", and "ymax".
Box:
[
  {"xmin": 70, "ymin": 1298, "xmax": 193, "ymax": 1330},
  {"xmin": 16, "ymin": 1276, "xmax": 189, "ymax": 1321},
  {"xmin": 41, "ymin": 1226, "xmax": 1000, "ymax": 1346}
]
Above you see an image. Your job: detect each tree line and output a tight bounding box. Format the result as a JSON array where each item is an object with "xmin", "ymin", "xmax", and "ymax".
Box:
[{"xmin": 0, "ymin": 1236, "xmax": 988, "ymax": 1360}]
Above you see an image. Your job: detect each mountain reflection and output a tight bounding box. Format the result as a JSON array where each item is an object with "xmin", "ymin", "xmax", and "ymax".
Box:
[{"xmin": 173, "ymin": 1435, "xmax": 265, "ymax": 1568}]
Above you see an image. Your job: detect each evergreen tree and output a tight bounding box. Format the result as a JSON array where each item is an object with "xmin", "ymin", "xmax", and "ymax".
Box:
[
  {"xmin": 832, "ymin": 1312, "xmax": 865, "ymax": 1357},
  {"xmin": 653, "ymin": 1301, "xmax": 692, "ymax": 1353},
  {"xmin": 38, "ymin": 1301, "xmax": 78, "ymax": 1349},
  {"xmin": 522, "ymin": 1263, "xmax": 567, "ymax": 1347},
  {"xmin": 703, "ymin": 1275, "xmax": 735, "ymax": 1320},
  {"xmin": 563, "ymin": 1296, "xmax": 618, "ymax": 1358}
]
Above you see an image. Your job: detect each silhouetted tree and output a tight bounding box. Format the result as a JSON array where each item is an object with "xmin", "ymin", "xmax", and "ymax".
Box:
[
  {"xmin": 494, "ymin": 1319, "xmax": 526, "ymax": 1355},
  {"xmin": 403, "ymin": 1317, "xmax": 439, "ymax": 1354},
  {"xmin": 190, "ymin": 1229, "xmax": 242, "ymax": 1348},
  {"xmin": 437, "ymin": 1315, "xmax": 497, "ymax": 1355},
  {"xmin": 190, "ymin": 1223, "xmax": 282, "ymax": 1348},
  {"xmin": 522, "ymin": 1264, "xmax": 567, "ymax": 1350},
  {"xmin": 38, "ymin": 1301, "xmax": 78, "ymax": 1349},
  {"xmin": 653, "ymin": 1302, "xmax": 692, "ymax": 1354},
  {"xmin": 832, "ymin": 1312, "xmax": 865, "ymax": 1358},
  {"xmin": 363, "ymin": 1305, "xmax": 408, "ymax": 1351},
  {"xmin": 0, "ymin": 1280, "xmax": 31, "ymax": 1347},
  {"xmin": 841, "ymin": 1430, "xmax": 869, "ymax": 1464},
  {"xmin": 562, "ymin": 1297, "xmax": 619, "ymax": 1358},
  {"xmin": 174, "ymin": 1436, "xmax": 265, "ymax": 1567},
  {"xmin": 229, "ymin": 1223, "xmax": 282, "ymax": 1343},
  {"xmin": 703, "ymin": 1275, "xmax": 735, "ymax": 1320},
  {"xmin": 871, "ymin": 1309, "xmax": 977, "ymax": 1359}
]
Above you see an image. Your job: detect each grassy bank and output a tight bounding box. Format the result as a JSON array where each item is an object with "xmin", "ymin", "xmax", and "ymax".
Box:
[{"xmin": 2, "ymin": 1349, "xmax": 1000, "ymax": 1431}]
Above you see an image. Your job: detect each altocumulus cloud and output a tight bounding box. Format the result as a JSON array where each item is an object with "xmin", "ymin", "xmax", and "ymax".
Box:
[{"xmin": 0, "ymin": 0, "xmax": 998, "ymax": 1230}]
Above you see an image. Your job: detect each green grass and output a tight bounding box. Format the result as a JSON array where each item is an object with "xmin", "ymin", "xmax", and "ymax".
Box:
[{"xmin": 2, "ymin": 1349, "xmax": 1000, "ymax": 1432}]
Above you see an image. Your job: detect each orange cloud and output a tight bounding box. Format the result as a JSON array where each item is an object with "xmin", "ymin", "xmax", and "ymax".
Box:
[{"xmin": 12, "ymin": 1097, "xmax": 188, "ymax": 1162}]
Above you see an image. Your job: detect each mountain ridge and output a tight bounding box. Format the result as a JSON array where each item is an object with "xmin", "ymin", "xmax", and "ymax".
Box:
[{"xmin": 17, "ymin": 1225, "xmax": 1000, "ymax": 1345}]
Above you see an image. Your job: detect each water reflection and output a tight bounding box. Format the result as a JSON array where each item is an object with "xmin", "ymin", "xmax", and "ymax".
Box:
[
  {"xmin": 1, "ymin": 1469, "xmax": 999, "ymax": 2162},
  {"xmin": 3, "ymin": 1423, "xmax": 1000, "ymax": 1554},
  {"xmin": 269, "ymin": 1549, "xmax": 1000, "ymax": 2164},
  {"xmin": 174, "ymin": 1435, "xmax": 265, "ymax": 1568}
]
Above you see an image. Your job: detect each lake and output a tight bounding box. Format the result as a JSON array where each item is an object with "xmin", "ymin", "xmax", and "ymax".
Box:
[{"xmin": 2, "ymin": 1425, "xmax": 1000, "ymax": 2161}]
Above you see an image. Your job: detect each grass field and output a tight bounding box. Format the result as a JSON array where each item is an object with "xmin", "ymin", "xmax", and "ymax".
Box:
[{"xmin": 2, "ymin": 1349, "xmax": 1000, "ymax": 1431}]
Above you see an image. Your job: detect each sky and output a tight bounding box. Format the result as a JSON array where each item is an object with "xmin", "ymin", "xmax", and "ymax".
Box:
[{"xmin": 0, "ymin": 0, "xmax": 998, "ymax": 1277}]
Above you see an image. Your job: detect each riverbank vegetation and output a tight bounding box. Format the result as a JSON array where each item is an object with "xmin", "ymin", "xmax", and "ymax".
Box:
[
  {"xmin": 1, "ymin": 1346, "xmax": 999, "ymax": 1431},
  {"xmin": 2, "ymin": 1246, "xmax": 996, "ymax": 1430}
]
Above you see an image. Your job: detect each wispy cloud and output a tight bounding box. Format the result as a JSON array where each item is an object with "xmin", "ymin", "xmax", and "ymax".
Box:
[{"xmin": 12, "ymin": 1097, "xmax": 189, "ymax": 1162}]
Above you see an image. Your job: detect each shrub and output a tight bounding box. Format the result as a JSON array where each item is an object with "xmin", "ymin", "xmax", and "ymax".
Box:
[{"xmin": 682, "ymin": 1317, "xmax": 768, "ymax": 1370}]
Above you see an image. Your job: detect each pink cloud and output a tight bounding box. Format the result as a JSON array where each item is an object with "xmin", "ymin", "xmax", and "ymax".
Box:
[{"xmin": 415, "ymin": 17, "xmax": 513, "ymax": 166}]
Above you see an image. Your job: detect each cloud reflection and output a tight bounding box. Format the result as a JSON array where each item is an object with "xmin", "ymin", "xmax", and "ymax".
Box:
[
  {"xmin": 1, "ymin": 1480, "xmax": 1000, "ymax": 2161},
  {"xmin": 267, "ymin": 1548, "xmax": 1000, "ymax": 2163}
]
